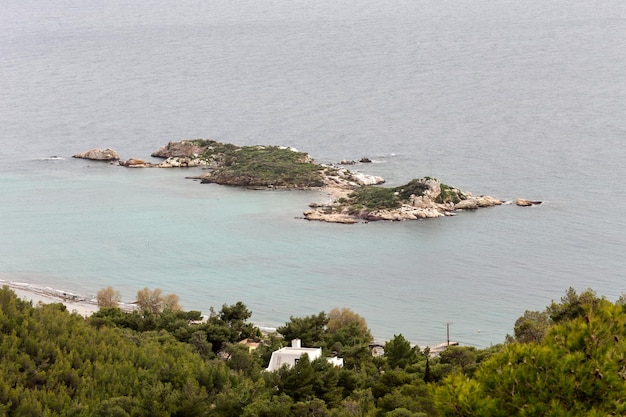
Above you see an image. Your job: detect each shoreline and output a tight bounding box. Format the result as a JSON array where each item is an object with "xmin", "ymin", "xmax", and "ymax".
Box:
[
  {"xmin": 2, "ymin": 280, "xmax": 446, "ymax": 348},
  {"xmin": 1, "ymin": 280, "xmax": 278, "ymax": 334},
  {"xmin": 1, "ymin": 280, "xmax": 134, "ymax": 317}
]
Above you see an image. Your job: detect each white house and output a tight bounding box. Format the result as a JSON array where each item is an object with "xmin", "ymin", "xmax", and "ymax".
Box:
[{"xmin": 266, "ymin": 339, "xmax": 343, "ymax": 372}]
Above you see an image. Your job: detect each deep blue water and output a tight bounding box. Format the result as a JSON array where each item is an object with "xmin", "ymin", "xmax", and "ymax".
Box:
[{"xmin": 1, "ymin": 0, "xmax": 626, "ymax": 347}]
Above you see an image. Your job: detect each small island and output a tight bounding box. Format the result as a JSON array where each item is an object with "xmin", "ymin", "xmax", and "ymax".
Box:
[
  {"xmin": 77, "ymin": 139, "xmax": 540, "ymax": 223},
  {"xmin": 303, "ymin": 176, "xmax": 505, "ymax": 224}
]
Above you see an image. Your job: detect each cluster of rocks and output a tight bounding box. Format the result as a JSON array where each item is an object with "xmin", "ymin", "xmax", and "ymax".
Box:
[
  {"xmin": 73, "ymin": 146, "xmax": 212, "ymax": 168},
  {"xmin": 339, "ymin": 157, "xmax": 372, "ymax": 165},
  {"xmin": 321, "ymin": 167, "xmax": 385, "ymax": 187},
  {"xmin": 117, "ymin": 157, "xmax": 209, "ymax": 168},
  {"xmin": 358, "ymin": 191, "xmax": 504, "ymax": 222}
]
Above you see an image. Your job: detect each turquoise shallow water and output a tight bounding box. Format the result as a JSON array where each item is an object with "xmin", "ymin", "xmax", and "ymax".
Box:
[
  {"xmin": 2, "ymin": 157, "xmax": 624, "ymax": 347},
  {"xmin": 1, "ymin": 0, "xmax": 626, "ymax": 347}
]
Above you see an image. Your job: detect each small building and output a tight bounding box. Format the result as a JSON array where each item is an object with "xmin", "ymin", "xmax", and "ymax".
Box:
[{"xmin": 266, "ymin": 339, "xmax": 343, "ymax": 372}]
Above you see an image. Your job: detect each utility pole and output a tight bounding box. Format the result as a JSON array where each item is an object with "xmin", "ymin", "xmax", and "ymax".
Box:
[{"xmin": 447, "ymin": 322, "xmax": 452, "ymax": 346}]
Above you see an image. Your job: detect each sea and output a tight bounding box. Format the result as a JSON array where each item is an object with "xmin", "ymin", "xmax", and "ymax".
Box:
[{"xmin": 1, "ymin": 0, "xmax": 625, "ymax": 348}]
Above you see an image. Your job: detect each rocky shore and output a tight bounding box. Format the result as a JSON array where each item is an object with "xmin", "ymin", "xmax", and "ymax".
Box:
[
  {"xmin": 304, "ymin": 177, "xmax": 507, "ymax": 223},
  {"xmin": 74, "ymin": 140, "xmax": 541, "ymax": 223}
]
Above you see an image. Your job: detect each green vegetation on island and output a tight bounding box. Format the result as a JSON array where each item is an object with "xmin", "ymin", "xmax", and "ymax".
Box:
[
  {"xmin": 2, "ymin": 285, "xmax": 625, "ymax": 416},
  {"xmin": 180, "ymin": 140, "xmax": 326, "ymax": 188},
  {"xmin": 130, "ymin": 139, "xmax": 533, "ymax": 222},
  {"xmin": 342, "ymin": 178, "xmax": 465, "ymax": 212}
]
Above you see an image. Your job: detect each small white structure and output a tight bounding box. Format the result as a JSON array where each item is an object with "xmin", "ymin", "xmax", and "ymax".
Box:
[
  {"xmin": 326, "ymin": 356, "xmax": 344, "ymax": 367},
  {"xmin": 428, "ymin": 341, "xmax": 459, "ymax": 356},
  {"xmin": 266, "ymin": 339, "xmax": 343, "ymax": 371}
]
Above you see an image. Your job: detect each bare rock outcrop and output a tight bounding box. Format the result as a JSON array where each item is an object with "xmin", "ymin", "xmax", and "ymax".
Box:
[
  {"xmin": 323, "ymin": 168, "xmax": 384, "ymax": 187},
  {"xmin": 151, "ymin": 140, "xmax": 207, "ymax": 158},
  {"xmin": 453, "ymin": 199, "xmax": 479, "ymax": 210},
  {"xmin": 362, "ymin": 206, "xmax": 447, "ymax": 221},
  {"xmin": 302, "ymin": 210, "xmax": 358, "ymax": 224},
  {"xmin": 117, "ymin": 156, "xmax": 211, "ymax": 168},
  {"xmin": 454, "ymin": 195, "xmax": 503, "ymax": 210},
  {"xmin": 160, "ymin": 157, "xmax": 210, "ymax": 168},
  {"xmin": 118, "ymin": 158, "xmax": 159, "ymax": 167},
  {"xmin": 73, "ymin": 148, "xmax": 119, "ymax": 161}
]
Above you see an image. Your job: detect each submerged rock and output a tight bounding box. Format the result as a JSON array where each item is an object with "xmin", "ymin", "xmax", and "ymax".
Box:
[{"xmin": 515, "ymin": 199, "xmax": 542, "ymax": 206}]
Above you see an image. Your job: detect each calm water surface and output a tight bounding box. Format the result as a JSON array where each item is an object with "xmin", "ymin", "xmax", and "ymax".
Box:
[{"xmin": 1, "ymin": 0, "xmax": 626, "ymax": 346}]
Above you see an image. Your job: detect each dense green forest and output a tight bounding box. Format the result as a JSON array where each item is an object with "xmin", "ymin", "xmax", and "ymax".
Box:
[{"xmin": 1, "ymin": 286, "xmax": 625, "ymax": 416}]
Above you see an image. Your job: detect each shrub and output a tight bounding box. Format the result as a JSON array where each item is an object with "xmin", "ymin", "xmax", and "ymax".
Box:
[
  {"xmin": 205, "ymin": 146, "xmax": 324, "ymax": 187},
  {"xmin": 97, "ymin": 286, "xmax": 121, "ymax": 308},
  {"xmin": 392, "ymin": 179, "xmax": 430, "ymax": 200},
  {"xmin": 348, "ymin": 186, "xmax": 400, "ymax": 210},
  {"xmin": 435, "ymin": 183, "xmax": 464, "ymax": 204}
]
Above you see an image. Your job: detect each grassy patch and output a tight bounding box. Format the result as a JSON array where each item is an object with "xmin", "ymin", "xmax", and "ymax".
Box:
[
  {"xmin": 339, "ymin": 178, "xmax": 466, "ymax": 211},
  {"xmin": 392, "ymin": 179, "xmax": 430, "ymax": 199},
  {"xmin": 191, "ymin": 140, "xmax": 240, "ymax": 157},
  {"xmin": 436, "ymin": 183, "xmax": 465, "ymax": 204},
  {"xmin": 347, "ymin": 186, "xmax": 401, "ymax": 210}
]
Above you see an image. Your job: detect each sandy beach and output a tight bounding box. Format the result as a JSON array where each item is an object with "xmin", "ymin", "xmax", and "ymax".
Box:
[{"xmin": 1, "ymin": 281, "xmax": 134, "ymax": 317}]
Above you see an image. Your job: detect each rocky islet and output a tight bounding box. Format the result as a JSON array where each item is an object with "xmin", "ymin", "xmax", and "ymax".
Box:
[{"xmin": 74, "ymin": 140, "xmax": 541, "ymax": 223}]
